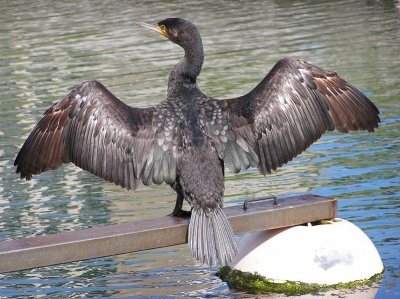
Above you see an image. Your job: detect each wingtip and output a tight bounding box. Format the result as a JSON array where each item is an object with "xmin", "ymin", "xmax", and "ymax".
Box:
[{"xmin": 15, "ymin": 166, "xmax": 33, "ymax": 181}]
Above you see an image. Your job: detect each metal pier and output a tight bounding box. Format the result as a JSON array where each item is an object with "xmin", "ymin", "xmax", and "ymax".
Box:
[{"xmin": 0, "ymin": 194, "xmax": 337, "ymax": 273}]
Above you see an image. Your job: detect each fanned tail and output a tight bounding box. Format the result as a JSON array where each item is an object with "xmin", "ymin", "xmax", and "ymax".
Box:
[{"xmin": 188, "ymin": 205, "xmax": 238, "ymax": 266}]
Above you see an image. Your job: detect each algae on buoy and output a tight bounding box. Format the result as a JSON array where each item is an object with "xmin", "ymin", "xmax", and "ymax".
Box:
[
  {"xmin": 223, "ymin": 218, "xmax": 384, "ymax": 295},
  {"xmin": 218, "ymin": 266, "xmax": 382, "ymax": 296}
]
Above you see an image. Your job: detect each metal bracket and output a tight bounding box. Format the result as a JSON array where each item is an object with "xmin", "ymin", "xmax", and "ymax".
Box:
[{"xmin": 243, "ymin": 195, "xmax": 278, "ymax": 210}]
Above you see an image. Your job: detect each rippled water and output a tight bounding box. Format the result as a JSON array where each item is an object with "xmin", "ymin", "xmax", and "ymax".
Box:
[{"xmin": 1, "ymin": 0, "xmax": 399, "ymax": 298}]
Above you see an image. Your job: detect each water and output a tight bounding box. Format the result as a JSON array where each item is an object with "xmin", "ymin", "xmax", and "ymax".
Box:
[{"xmin": 0, "ymin": 0, "xmax": 399, "ymax": 298}]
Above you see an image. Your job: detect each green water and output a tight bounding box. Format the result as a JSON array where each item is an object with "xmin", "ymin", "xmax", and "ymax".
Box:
[{"xmin": 0, "ymin": 0, "xmax": 399, "ymax": 298}]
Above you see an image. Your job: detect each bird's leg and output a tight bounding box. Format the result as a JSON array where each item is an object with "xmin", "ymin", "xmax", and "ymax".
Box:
[{"xmin": 170, "ymin": 192, "xmax": 192, "ymax": 217}]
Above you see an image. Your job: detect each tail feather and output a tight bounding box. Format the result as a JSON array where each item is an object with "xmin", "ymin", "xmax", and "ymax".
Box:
[{"xmin": 188, "ymin": 206, "xmax": 238, "ymax": 266}]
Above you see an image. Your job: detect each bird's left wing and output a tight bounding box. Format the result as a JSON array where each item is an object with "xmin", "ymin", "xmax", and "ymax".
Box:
[{"xmin": 14, "ymin": 80, "xmax": 166, "ymax": 191}]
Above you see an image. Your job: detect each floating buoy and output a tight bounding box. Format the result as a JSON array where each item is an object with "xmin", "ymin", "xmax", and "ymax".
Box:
[{"xmin": 229, "ymin": 218, "xmax": 383, "ymax": 287}]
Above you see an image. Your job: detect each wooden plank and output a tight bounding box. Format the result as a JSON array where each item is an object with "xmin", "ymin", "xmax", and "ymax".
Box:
[{"xmin": 0, "ymin": 194, "xmax": 337, "ymax": 273}]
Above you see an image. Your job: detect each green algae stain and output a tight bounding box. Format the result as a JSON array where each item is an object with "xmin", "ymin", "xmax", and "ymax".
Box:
[{"xmin": 217, "ymin": 266, "xmax": 384, "ymax": 295}]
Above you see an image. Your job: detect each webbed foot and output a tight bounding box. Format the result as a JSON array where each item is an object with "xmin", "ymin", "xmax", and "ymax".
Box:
[
  {"xmin": 169, "ymin": 208, "xmax": 192, "ymax": 217},
  {"xmin": 169, "ymin": 191, "xmax": 192, "ymax": 217}
]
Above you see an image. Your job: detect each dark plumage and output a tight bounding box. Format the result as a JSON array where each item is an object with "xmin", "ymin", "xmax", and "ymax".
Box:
[{"xmin": 14, "ymin": 18, "xmax": 380, "ymax": 267}]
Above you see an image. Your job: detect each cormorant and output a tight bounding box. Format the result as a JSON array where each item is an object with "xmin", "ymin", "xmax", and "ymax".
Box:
[{"xmin": 14, "ymin": 18, "xmax": 380, "ymax": 267}]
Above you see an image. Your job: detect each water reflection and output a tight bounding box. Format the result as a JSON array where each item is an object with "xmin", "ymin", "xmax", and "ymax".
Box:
[{"xmin": 1, "ymin": 0, "xmax": 399, "ymax": 298}]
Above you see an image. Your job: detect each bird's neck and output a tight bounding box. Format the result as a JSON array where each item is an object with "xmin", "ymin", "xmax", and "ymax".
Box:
[{"xmin": 167, "ymin": 37, "xmax": 204, "ymax": 96}]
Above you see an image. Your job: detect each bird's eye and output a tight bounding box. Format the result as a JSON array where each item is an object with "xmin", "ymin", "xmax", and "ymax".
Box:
[{"xmin": 157, "ymin": 24, "xmax": 169, "ymax": 38}]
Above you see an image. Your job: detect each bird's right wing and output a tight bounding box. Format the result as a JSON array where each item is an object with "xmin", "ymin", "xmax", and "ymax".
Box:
[
  {"xmin": 14, "ymin": 80, "xmax": 171, "ymax": 191},
  {"xmin": 209, "ymin": 58, "xmax": 380, "ymax": 176}
]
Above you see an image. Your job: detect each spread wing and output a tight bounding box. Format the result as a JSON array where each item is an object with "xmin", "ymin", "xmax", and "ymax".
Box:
[
  {"xmin": 199, "ymin": 99, "xmax": 260, "ymax": 173},
  {"xmin": 14, "ymin": 80, "xmax": 176, "ymax": 191},
  {"xmin": 206, "ymin": 58, "xmax": 380, "ymax": 175}
]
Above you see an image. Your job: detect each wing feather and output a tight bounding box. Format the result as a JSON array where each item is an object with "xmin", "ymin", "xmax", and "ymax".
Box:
[
  {"xmin": 224, "ymin": 57, "xmax": 380, "ymax": 175},
  {"xmin": 14, "ymin": 80, "xmax": 177, "ymax": 191},
  {"xmin": 200, "ymin": 99, "xmax": 259, "ymax": 174}
]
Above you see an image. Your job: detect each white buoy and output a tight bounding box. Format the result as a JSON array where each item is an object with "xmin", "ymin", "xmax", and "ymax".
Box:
[{"xmin": 230, "ymin": 218, "xmax": 383, "ymax": 285}]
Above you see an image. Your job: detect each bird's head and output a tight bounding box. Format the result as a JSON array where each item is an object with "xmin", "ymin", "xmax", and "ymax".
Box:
[{"xmin": 136, "ymin": 18, "xmax": 200, "ymax": 48}]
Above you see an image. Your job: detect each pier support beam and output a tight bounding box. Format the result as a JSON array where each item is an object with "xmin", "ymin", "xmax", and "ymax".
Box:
[{"xmin": 0, "ymin": 194, "xmax": 337, "ymax": 273}]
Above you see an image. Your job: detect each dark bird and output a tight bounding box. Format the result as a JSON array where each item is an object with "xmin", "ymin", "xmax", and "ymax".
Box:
[{"xmin": 14, "ymin": 18, "xmax": 380, "ymax": 267}]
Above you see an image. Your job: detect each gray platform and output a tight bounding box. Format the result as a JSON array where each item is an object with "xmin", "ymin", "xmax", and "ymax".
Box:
[{"xmin": 0, "ymin": 194, "xmax": 337, "ymax": 273}]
